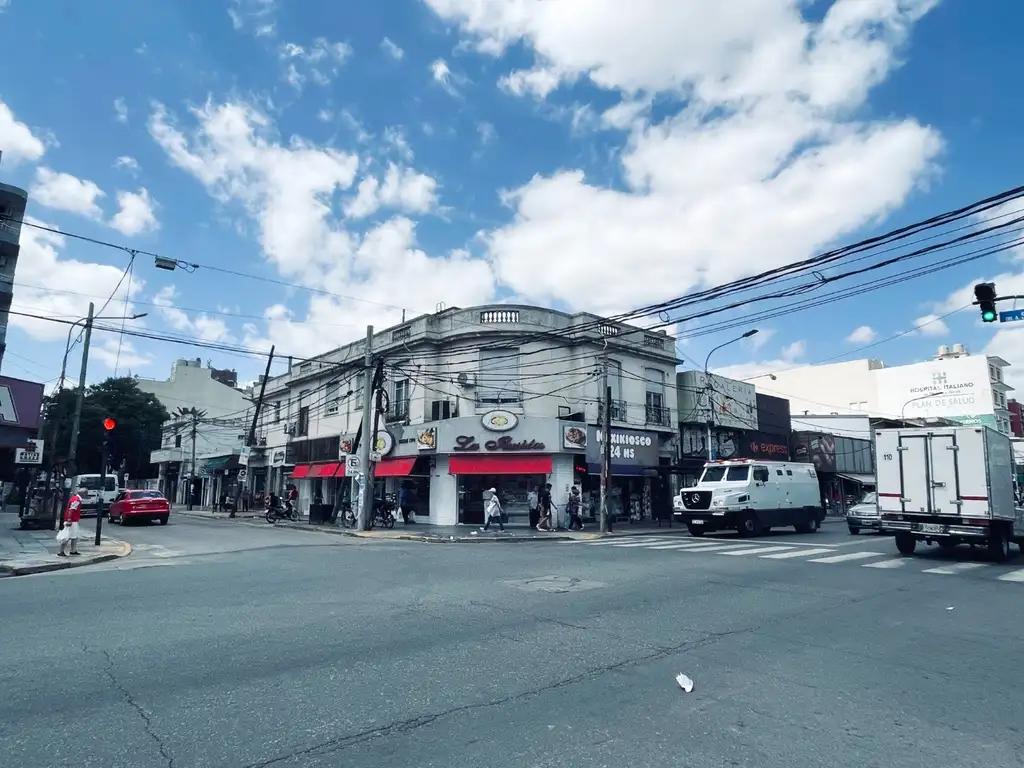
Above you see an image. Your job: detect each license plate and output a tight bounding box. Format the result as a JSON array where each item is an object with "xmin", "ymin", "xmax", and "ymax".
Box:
[
  {"xmin": 691, "ymin": 519, "xmax": 705, "ymax": 525},
  {"xmin": 919, "ymin": 523, "xmax": 945, "ymax": 534}
]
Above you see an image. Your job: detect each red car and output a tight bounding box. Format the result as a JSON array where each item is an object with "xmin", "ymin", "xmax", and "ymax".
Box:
[{"xmin": 109, "ymin": 490, "xmax": 170, "ymax": 525}]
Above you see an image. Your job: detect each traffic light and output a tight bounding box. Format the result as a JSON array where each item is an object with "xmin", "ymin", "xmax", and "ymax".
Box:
[
  {"xmin": 974, "ymin": 282, "xmax": 997, "ymax": 323},
  {"xmin": 103, "ymin": 417, "xmax": 116, "ymax": 431}
]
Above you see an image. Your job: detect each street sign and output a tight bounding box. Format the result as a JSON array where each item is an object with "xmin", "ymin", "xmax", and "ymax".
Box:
[
  {"xmin": 345, "ymin": 454, "xmax": 361, "ymax": 473},
  {"xmin": 237, "ymin": 469, "xmax": 248, "ymax": 481},
  {"xmin": 1000, "ymin": 309, "xmax": 1024, "ymax": 323},
  {"xmin": 15, "ymin": 439, "xmax": 43, "ymax": 465},
  {"xmin": 369, "ymin": 451, "xmax": 382, "ymax": 462}
]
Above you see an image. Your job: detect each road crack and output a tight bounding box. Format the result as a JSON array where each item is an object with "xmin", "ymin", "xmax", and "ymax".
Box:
[{"xmin": 99, "ymin": 648, "xmax": 175, "ymax": 768}]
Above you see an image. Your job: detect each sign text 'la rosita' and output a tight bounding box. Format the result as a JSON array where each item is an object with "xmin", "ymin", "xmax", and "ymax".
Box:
[{"xmin": 453, "ymin": 435, "xmax": 546, "ymax": 452}]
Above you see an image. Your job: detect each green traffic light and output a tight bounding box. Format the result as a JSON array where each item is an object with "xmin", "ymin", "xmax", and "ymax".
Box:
[{"xmin": 983, "ymin": 310, "xmax": 997, "ymax": 322}]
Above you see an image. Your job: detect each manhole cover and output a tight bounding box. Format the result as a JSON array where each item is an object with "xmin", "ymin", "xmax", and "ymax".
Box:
[{"xmin": 504, "ymin": 575, "xmax": 606, "ymax": 594}]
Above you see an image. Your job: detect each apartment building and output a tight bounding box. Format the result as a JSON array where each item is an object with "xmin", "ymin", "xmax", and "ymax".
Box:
[{"xmin": 0, "ymin": 181, "xmax": 29, "ymax": 372}]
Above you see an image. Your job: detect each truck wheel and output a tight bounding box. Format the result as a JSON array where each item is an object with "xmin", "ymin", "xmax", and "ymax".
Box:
[
  {"xmin": 737, "ymin": 514, "xmax": 759, "ymax": 538},
  {"xmin": 937, "ymin": 539, "xmax": 957, "ymax": 552},
  {"xmin": 988, "ymin": 527, "xmax": 1010, "ymax": 563},
  {"xmin": 895, "ymin": 533, "xmax": 917, "ymax": 556},
  {"xmin": 687, "ymin": 524, "xmax": 705, "ymax": 537}
]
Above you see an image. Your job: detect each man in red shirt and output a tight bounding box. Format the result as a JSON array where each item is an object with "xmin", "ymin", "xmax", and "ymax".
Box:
[{"xmin": 59, "ymin": 492, "xmax": 82, "ymax": 557}]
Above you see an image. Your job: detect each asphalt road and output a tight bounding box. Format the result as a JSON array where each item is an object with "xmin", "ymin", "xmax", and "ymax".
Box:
[{"xmin": 2, "ymin": 516, "xmax": 1022, "ymax": 768}]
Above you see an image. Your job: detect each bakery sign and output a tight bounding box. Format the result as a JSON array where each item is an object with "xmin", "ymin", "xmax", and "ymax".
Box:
[
  {"xmin": 452, "ymin": 435, "xmax": 546, "ymax": 452},
  {"xmin": 586, "ymin": 426, "xmax": 659, "ymax": 467}
]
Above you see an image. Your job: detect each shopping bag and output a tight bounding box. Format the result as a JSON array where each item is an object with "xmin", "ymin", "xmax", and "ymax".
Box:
[{"xmin": 56, "ymin": 526, "xmax": 70, "ymax": 543}]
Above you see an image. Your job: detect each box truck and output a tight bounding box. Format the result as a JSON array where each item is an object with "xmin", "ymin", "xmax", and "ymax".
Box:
[{"xmin": 875, "ymin": 426, "xmax": 1024, "ymax": 561}]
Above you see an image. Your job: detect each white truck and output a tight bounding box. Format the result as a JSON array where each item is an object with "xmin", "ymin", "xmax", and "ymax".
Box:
[{"xmin": 875, "ymin": 426, "xmax": 1024, "ymax": 561}]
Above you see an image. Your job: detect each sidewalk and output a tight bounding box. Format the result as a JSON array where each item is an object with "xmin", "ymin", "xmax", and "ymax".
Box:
[
  {"xmin": 172, "ymin": 506, "xmax": 263, "ymax": 520},
  {"xmin": 0, "ymin": 513, "xmax": 131, "ymax": 577}
]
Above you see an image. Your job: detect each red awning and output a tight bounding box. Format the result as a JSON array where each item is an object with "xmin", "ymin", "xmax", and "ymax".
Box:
[
  {"xmin": 290, "ymin": 464, "xmax": 311, "ymax": 479},
  {"xmin": 308, "ymin": 462, "xmax": 342, "ymax": 478},
  {"xmin": 373, "ymin": 457, "xmax": 417, "ymax": 478},
  {"xmin": 448, "ymin": 455, "xmax": 552, "ymax": 475}
]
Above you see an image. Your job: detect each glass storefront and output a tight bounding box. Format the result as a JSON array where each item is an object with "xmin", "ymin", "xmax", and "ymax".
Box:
[{"xmin": 457, "ymin": 474, "xmax": 547, "ymax": 526}]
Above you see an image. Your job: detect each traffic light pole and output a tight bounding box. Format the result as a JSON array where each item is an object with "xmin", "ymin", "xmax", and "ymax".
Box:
[{"xmin": 95, "ymin": 432, "xmax": 107, "ymax": 546}]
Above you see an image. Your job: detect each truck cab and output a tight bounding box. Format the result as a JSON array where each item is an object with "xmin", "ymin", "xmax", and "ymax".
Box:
[{"xmin": 674, "ymin": 459, "xmax": 824, "ymax": 537}]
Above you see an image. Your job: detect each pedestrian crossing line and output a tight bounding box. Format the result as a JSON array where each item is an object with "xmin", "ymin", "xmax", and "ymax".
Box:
[
  {"xmin": 760, "ymin": 547, "xmax": 835, "ymax": 560},
  {"xmin": 862, "ymin": 558, "xmax": 908, "ymax": 569},
  {"xmin": 681, "ymin": 543, "xmax": 767, "ymax": 553},
  {"xmin": 808, "ymin": 551, "xmax": 887, "ymax": 564},
  {"xmin": 996, "ymin": 569, "xmax": 1024, "ymax": 582},
  {"xmin": 655, "ymin": 542, "xmax": 732, "ymax": 551},
  {"xmin": 720, "ymin": 545, "xmax": 797, "ymax": 557},
  {"xmin": 922, "ymin": 562, "xmax": 991, "ymax": 575},
  {"xmin": 584, "ymin": 538, "xmax": 677, "ymax": 547},
  {"xmin": 611, "ymin": 541, "xmax": 684, "ymax": 548},
  {"xmin": 646, "ymin": 543, "xmax": 711, "ymax": 550}
]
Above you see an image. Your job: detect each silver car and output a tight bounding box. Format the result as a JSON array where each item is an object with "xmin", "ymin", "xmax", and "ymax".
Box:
[{"xmin": 847, "ymin": 491, "xmax": 879, "ymax": 534}]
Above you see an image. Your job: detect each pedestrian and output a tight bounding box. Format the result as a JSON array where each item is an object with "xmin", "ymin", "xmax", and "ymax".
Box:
[
  {"xmin": 537, "ymin": 483, "xmax": 553, "ymax": 531},
  {"xmin": 57, "ymin": 489, "xmax": 82, "ymax": 557},
  {"xmin": 527, "ymin": 485, "xmax": 540, "ymax": 530},
  {"xmin": 480, "ymin": 487, "xmax": 504, "ymax": 532},
  {"xmin": 566, "ymin": 486, "xmax": 584, "ymax": 530},
  {"xmin": 398, "ymin": 483, "xmax": 413, "ymax": 524}
]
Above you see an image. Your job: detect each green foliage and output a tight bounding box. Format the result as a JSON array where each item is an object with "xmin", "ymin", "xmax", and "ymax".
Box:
[{"xmin": 42, "ymin": 377, "xmax": 170, "ymax": 478}]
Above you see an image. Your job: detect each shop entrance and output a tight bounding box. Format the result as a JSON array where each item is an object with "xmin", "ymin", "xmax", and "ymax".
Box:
[{"xmin": 457, "ymin": 474, "xmax": 546, "ymax": 526}]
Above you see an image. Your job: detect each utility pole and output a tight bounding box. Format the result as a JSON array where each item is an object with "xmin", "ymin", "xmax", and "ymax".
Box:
[
  {"xmin": 356, "ymin": 326, "xmax": 375, "ymax": 531},
  {"xmin": 706, "ymin": 382, "xmax": 715, "ymax": 461},
  {"xmin": 61, "ymin": 302, "xmax": 94, "ymax": 526},
  {"xmin": 238, "ymin": 346, "xmax": 275, "ymax": 517},
  {"xmin": 188, "ymin": 411, "xmax": 198, "ymax": 511},
  {"xmin": 599, "ymin": 345, "xmax": 611, "ymax": 533}
]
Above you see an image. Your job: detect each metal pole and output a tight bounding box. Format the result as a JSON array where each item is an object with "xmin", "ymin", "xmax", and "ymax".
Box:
[
  {"xmin": 600, "ymin": 385, "xmax": 612, "ymax": 533},
  {"xmin": 95, "ymin": 434, "xmax": 107, "ymax": 545},
  {"xmin": 61, "ymin": 302, "xmax": 94, "ymax": 526},
  {"xmin": 188, "ymin": 412, "xmax": 197, "ymax": 511},
  {"xmin": 357, "ymin": 326, "xmax": 374, "ymax": 531}
]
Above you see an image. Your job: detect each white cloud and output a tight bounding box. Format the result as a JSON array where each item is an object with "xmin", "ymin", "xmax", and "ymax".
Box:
[
  {"xmin": 279, "ymin": 38, "xmax": 352, "ymax": 89},
  {"xmin": 913, "ymin": 314, "xmax": 949, "ymax": 337},
  {"xmin": 381, "ymin": 127, "xmax": 413, "ymax": 161},
  {"xmin": 601, "ymin": 98, "xmax": 652, "ymax": 130},
  {"xmin": 743, "ymin": 328, "xmax": 775, "ymax": 352},
  {"xmin": 0, "ymin": 98, "xmax": 46, "ymax": 164},
  {"xmin": 710, "ymin": 338, "xmax": 806, "ymax": 382},
  {"xmin": 781, "ymin": 340, "xmax": 806, "ymax": 362},
  {"xmin": 430, "ymin": 58, "xmax": 464, "ymax": 96},
  {"xmin": 228, "ymin": 0, "xmax": 277, "ymax": 37},
  {"xmin": 147, "ymin": 99, "xmax": 495, "ymax": 354},
  {"xmin": 91, "ymin": 337, "xmax": 152, "ymax": 370},
  {"xmin": 152, "ymin": 285, "xmax": 233, "ymax": 343},
  {"xmin": 114, "ymin": 156, "xmax": 141, "ymax": 175},
  {"xmin": 113, "ymin": 98, "xmax": 128, "ymax": 123},
  {"xmin": 477, "ymin": 121, "xmax": 496, "ymax": 145},
  {"xmin": 423, "ymin": 0, "xmax": 943, "ymax": 317},
  {"xmin": 380, "ymin": 37, "xmax": 404, "ymax": 60},
  {"xmin": 109, "ymin": 188, "xmax": 159, "ymax": 236},
  {"xmin": 500, "ymin": 67, "xmax": 563, "ymax": 99},
  {"xmin": 31, "ymin": 167, "xmax": 105, "ymax": 219},
  {"xmin": 11, "ymin": 216, "xmax": 145, "ymax": 343},
  {"xmin": 344, "ymin": 164, "xmax": 438, "ymax": 219},
  {"xmin": 846, "ymin": 325, "xmax": 877, "ymax": 344}
]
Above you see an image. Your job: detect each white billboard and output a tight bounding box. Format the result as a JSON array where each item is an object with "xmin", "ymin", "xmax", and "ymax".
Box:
[
  {"xmin": 874, "ymin": 356, "xmax": 996, "ymax": 427},
  {"xmin": 677, "ymin": 371, "xmax": 758, "ymax": 430}
]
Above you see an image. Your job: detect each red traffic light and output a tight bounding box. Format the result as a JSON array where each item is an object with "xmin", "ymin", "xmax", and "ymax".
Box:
[{"xmin": 103, "ymin": 418, "xmax": 116, "ymax": 431}]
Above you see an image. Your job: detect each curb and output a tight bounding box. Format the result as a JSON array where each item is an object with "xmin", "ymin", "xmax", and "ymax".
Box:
[
  {"xmin": 173, "ymin": 510, "xmax": 264, "ymax": 521},
  {"xmin": 0, "ymin": 540, "xmax": 133, "ymax": 577},
  {"xmin": 271, "ymin": 520, "xmax": 599, "ymax": 543}
]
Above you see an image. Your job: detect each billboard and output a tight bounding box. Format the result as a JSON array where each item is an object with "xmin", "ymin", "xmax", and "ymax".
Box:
[
  {"xmin": 676, "ymin": 371, "xmax": 758, "ymax": 431},
  {"xmin": 875, "ymin": 356, "xmax": 997, "ymax": 427},
  {"xmin": 0, "ymin": 375, "xmax": 44, "ymax": 431}
]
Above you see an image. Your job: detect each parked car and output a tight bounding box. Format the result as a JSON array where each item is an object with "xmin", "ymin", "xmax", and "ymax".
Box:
[
  {"xmin": 846, "ymin": 491, "xmax": 879, "ymax": 535},
  {"xmin": 108, "ymin": 490, "xmax": 170, "ymax": 525}
]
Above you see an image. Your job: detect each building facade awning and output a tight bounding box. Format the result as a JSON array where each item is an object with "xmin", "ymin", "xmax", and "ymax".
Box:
[
  {"xmin": 372, "ymin": 457, "xmax": 417, "ymax": 478},
  {"xmin": 449, "ymin": 455, "xmax": 553, "ymax": 475},
  {"xmin": 308, "ymin": 462, "xmax": 343, "ymax": 478},
  {"xmin": 837, "ymin": 472, "xmax": 875, "ymax": 485},
  {"xmin": 290, "ymin": 464, "xmax": 311, "ymax": 479}
]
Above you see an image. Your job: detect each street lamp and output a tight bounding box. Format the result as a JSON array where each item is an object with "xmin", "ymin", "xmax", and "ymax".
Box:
[
  {"xmin": 703, "ymin": 329, "xmax": 759, "ymax": 460},
  {"xmin": 901, "ymin": 391, "xmax": 943, "ymax": 422},
  {"xmin": 56, "ymin": 312, "xmax": 148, "ymax": 389}
]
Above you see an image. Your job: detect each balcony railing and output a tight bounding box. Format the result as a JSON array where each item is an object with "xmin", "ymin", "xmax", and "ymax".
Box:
[
  {"xmin": 387, "ymin": 400, "xmax": 410, "ymax": 423},
  {"xmin": 599, "ymin": 399, "xmax": 628, "ymax": 423},
  {"xmin": 645, "ymin": 404, "xmax": 672, "ymax": 427}
]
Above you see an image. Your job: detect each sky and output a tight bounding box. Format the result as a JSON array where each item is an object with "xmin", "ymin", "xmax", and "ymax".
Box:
[{"xmin": 2, "ymin": 0, "xmax": 1024, "ymax": 408}]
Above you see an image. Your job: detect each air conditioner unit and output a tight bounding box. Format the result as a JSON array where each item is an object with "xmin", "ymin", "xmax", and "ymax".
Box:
[{"xmin": 456, "ymin": 372, "xmax": 477, "ymax": 388}]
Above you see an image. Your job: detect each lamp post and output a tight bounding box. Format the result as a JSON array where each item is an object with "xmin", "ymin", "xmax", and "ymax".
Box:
[{"xmin": 703, "ymin": 329, "xmax": 759, "ymax": 460}]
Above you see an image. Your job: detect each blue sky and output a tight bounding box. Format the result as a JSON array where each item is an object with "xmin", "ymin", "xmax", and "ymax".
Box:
[{"xmin": 1, "ymin": 0, "xmax": 1024, "ymax": 399}]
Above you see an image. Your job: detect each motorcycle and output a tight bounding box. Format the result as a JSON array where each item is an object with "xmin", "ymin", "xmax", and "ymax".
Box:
[
  {"xmin": 370, "ymin": 493, "xmax": 397, "ymax": 530},
  {"xmin": 265, "ymin": 501, "xmax": 299, "ymax": 523}
]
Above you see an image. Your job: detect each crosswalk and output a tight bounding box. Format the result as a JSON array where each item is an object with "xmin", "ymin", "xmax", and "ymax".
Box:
[{"xmin": 564, "ymin": 536, "xmax": 1024, "ymax": 584}]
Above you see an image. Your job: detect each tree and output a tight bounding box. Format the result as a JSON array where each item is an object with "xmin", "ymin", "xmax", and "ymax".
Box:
[{"xmin": 43, "ymin": 377, "xmax": 169, "ymax": 478}]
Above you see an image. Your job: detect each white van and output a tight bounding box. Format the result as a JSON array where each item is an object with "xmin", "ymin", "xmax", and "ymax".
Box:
[
  {"xmin": 674, "ymin": 459, "xmax": 824, "ymax": 537},
  {"xmin": 72, "ymin": 474, "xmax": 120, "ymax": 514}
]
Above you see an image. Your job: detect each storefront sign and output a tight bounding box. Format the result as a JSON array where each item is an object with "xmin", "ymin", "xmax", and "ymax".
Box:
[
  {"xmin": 15, "ymin": 438, "xmax": 43, "ymax": 465},
  {"xmin": 416, "ymin": 427, "xmax": 437, "ymax": 450},
  {"xmin": 271, "ymin": 449, "xmax": 286, "ymax": 467},
  {"xmin": 562, "ymin": 424, "xmax": 587, "ymax": 450},
  {"xmin": 453, "ymin": 435, "xmax": 546, "ymax": 452},
  {"xmin": 740, "ymin": 431, "xmax": 790, "ymax": 460},
  {"xmin": 480, "ymin": 410, "xmax": 519, "ymax": 432},
  {"xmin": 373, "ymin": 429, "xmax": 395, "ymax": 456},
  {"xmin": 0, "ymin": 376, "xmax": 44, "ymax": 431},
  {"xmin": 586, "ymin": 426, "xmax": 659, "ymax": 466}
]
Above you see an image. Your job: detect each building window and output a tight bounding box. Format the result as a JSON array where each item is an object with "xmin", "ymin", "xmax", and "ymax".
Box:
[
  {"xmin": 274, "ymin": 401, "xmax": 281, "ymax": 423},
  {"xmin": 325, "ymin": 381, "xmax": 340, "ymax": 414},
  {"xmin": 644, "ymin": 367, "xmax": 669, "ymax": 426},
  {"xmin": 353, "ymin": 379, "xmax": 363, "ymax": 409},
  {"xmin": 297, "ymin": 390, "xmax": 311, "ymax": 436},
  {"xmin": 174, "ymin": 435, "xmax": 182, "ymax": 448},
  {"xmin": 390, "ymin": 377, "xmax": 410, "ymax": 421},
  {"xmin": 601, "ymin": 360, "xmax": 627, "ymax": 421},
  {"xmin": 478, "ymin": 347, "xmax": 521, "ymax": 404}
]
